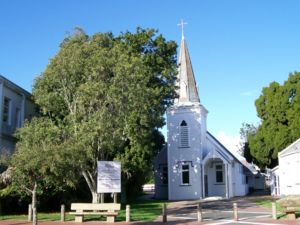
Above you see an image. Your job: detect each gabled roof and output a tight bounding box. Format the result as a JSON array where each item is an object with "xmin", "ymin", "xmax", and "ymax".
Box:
[
  {"xmin": 176, "ymin": 37, "xmax": 200, "ymax": 104},
  {"xmin": 206, "ymin": 132, "xmax": 237, "ymax": 161},
  {"xmin": 271, "ymin": 165, "xmax": 279, "ymax": 172},
  {"xmin": 279, "ymin": 138, "xmax": 300, "ymax": 158},
  {"xmin": 206, "ymin": 131, "xmax": 259, "ymax": 175}
]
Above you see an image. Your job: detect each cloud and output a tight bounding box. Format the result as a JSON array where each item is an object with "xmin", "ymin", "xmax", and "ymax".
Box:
[
  {"xmin": 216, "ymin": 131, "xmax": 243, "ymax": 159},
  {"xmin": 240, "ymin": 90, "xmax": 257, "ymax": 97}
]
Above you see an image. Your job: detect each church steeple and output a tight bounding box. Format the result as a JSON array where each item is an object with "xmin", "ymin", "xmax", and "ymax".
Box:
[{"xmin": 176, "ymin": 20, "xmax": 200, "ymax": 104}]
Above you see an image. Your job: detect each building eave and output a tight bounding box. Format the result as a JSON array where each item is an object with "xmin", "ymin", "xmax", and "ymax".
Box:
[{"xmin": 0, "ymin": 75, "xmax": 32, "ymax": 99}]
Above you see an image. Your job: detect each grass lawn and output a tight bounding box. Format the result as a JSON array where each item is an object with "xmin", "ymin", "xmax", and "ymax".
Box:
[
  {"xmin": 118, "ymin": 198, "xmax": 166, "ymax": 221},
  {"xmin": 0, "ymin": 197, "xmax": 166, "ymax": 222},
  {"xmin": 248, "ymin": 195, "xmax": 300, "ymax": 219}
]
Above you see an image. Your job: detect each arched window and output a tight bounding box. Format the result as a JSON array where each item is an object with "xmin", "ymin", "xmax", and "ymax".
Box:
[{"xmin": 180, "ymin": 120, "xmax": 189, "ymax": 148}]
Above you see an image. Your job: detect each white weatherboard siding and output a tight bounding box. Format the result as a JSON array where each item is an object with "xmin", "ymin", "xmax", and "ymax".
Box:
[
  {"xmin": 278, "ymin": 139, "xmax": 300, "ymax": 196},
  {"xmin": 167, "ymin": 105, "xmax": 205, "ymax": 200},
  {"xmin": 154, "ymin": 147, "xmax": 168, "ymax": 199},
  {"xmin": 233, "ymin": 164, "xmax": 248, "ymax": 196}
]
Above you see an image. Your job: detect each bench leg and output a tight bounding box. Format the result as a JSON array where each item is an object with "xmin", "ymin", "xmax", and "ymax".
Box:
[
  {"xmin": 75, "ymin": 215, "xmax": 84, "ymax": 223},
  {"xmin": 287, "ymin": 212, "xmax": 296, "ymax": 220},
  {"xmin": 106, "ymin": 216, "xmax": 115, "ymax": 223}
]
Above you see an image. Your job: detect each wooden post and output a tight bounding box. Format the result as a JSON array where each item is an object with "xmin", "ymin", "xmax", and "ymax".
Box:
[
  {"xmin": 113, "ymin": 193, "xmax": 117, "ymax": 203},
  {"xmin": 32, "ymin": 207, "xmax": 37, "ymax": 225},
  {"xmin": 61, "ymin": 204, "xmax": 65, "ymax": 222},
  {"xmin": 197, "ymin": 203, "xmax": 203, "ymax": 222},
  {"xmin": 162, "ymin": 203, "xmax": 167, "ymax": 222},
  {"xmin": 287, "ymin": 212, "xmax": 296, "ymax": 220},
  {"xmin": 233, "ymin": 202, "xmax": 238, "ymax": 221},
  {"xmin": 126, "ymin": 205, "xmax": 130, "ymax": 222},
  {"xmin": 28, "ymin": 204, "xmax": 32, "ymax": 222},
  {"xmin": 272, "ymin": 202, "xmax": 277, "ymax": 220}
]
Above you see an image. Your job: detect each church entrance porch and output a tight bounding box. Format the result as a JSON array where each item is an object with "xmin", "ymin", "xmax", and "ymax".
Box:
[{"xmin": 202, "ymin": 158, "xmax": 229, "ymax": 198}]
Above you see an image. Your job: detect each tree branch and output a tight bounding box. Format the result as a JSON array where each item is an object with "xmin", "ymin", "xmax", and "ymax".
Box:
[
  {"xmin": 82, "ymin": 170, "xmax": 96, "ymax": 193},
  {"xmin": 87, "ymin": 170, "xmax": 96, "ymax": 190},
  {"xmin": 21, "ymin": 185, "xmax": 33, "ymax": 194}
]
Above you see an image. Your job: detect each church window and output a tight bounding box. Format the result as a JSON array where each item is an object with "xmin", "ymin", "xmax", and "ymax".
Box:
[
  {"xmin": 239, "ymin": 164, "xmax": 243, "ymax": 173},
  {"xmin": 215, "ymin": 164, "xmax": 224, "ymax": 183},
  {"xmin": 15, "ymin": 107, "xmax": 21, "ymax": 128},
  {"xmin": 180, "ymin": 120, "xmax": 189, "ymax": 148},
  {"xmin": 242, "ymin": 175, "xmax": 247, "ymax": 184},
  {"xmin": 181, "ymin": 164, "xmax": 190, "ymax": 185},
  {"xmin": 162, "ymin": 165, "xmax": 168, "ymax": 185},
  {"xmin": 2, "ymin": 97, "xmax": 11, "ymax": 124}
]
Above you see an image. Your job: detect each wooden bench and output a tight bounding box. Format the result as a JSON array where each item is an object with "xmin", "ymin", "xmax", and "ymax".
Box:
[
  {"xmin": 285, "ymin": 207, "xmax": 300, "ymax": 220},
  {"xmin": 277, "ymin": 196, "xmax": 300, "ymax": 220},
  {"xmin": 70, "ymin": 203, "xmax": 121, "ymax": 223}
]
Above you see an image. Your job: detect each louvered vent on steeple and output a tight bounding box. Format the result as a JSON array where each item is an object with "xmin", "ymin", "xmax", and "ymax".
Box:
[{"xmin": 180, "ymin": 120, "xmax": 189, "ymax": 148}]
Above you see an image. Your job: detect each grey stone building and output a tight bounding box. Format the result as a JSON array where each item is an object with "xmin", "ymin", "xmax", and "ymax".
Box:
[{"xmin": 0, "ymin": 75, "xmax": 36, "ymax": 155}]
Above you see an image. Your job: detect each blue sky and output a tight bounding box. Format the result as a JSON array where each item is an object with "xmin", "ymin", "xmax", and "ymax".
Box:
[{"xmin": 1, "ymin": 0, "xmax": 300, "ymax": 152}]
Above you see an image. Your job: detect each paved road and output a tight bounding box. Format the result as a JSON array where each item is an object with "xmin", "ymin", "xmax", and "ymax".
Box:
[
  {"xmin": 156, "ymin": 196, "xmax": 300, "ymax": 225},
  {"xmin": 167, "ymin": 210, "xmax": 271, "ymax": 221}
]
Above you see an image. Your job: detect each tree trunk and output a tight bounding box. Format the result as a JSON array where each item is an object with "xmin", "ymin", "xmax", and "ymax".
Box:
[
  {"xmin": 91, "ymin": 191, "xmax": 100, "ymax": 203},
  {"xmin": 32, "ymin": 207, "xmax": 37, "ymax": 225},
  {"xmin": 82, "ymin": 170, "xmax": 100, "ymax": 203},
  {"xmin": 32, "ymin": 182, "xmax": 37, "ymax": 225}
]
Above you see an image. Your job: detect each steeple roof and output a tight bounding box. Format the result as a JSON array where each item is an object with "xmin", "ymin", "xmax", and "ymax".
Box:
[{"xmin": 176, "ymin": 36, "xmax": 200, "ymax": 104}]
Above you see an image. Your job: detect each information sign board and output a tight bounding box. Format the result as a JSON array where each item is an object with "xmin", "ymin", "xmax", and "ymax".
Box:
[{"xmin": 97, "ymin": 161, "xmax": 121, "ymax": 193}]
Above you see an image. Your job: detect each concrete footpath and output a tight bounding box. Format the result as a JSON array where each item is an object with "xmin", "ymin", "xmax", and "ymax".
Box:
[
  {"xmin": 0, "ymin": 197, "xmax": 299, "ymax": 225},
  {"xmin": 0, "ymin": 218, "xmax": 299, "ymax": 225}
]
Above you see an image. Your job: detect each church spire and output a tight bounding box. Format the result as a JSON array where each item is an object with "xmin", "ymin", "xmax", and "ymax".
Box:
[{"xmin": 176, "ymin": 20, "xmax": 200, "ymax": 104}]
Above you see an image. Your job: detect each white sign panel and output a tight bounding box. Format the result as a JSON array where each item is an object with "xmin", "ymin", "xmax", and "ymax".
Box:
[{"xmin": 97, "ymin": 161, "xmax": 121, "ymax": 193}]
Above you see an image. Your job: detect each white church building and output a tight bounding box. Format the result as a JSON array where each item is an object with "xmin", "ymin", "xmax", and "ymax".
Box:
[
  {"xmin": 270, "ymin": 138, "xmax": 300, "ymax": 196},
  {"xmin": 154, "ymin": 33, "xmax": 263, "ymax": 200}
]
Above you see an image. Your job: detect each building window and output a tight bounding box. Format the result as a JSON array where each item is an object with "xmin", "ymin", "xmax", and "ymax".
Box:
[
  {"xmin": 239, "ymin": 164, "xmax": 243, "ymax": 173},
  {"xmin": 15, "ymin": 108, "xmax": 21, "ymax": 128},
  {"xmin": 162, "ymin": 165, "xmax": 168, "ymax": 185},
  {"xmin": 2, "ymin": 97, "xmax": 11, "ymax": 124},
  {"xmin": 180, "ymin": 120, "xmax": 189, "ymax": 148},
  {"xmin": 215, "ymin": 164, "xmax": 224, "ymax": 183},
  {"xmin": 182, "ymin": 164, "xmax": 190, "ymax": 185}
]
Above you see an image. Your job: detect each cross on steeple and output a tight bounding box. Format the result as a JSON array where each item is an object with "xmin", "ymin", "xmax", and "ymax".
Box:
[{"xmin": 177, "ymin": 19, "xmax": 188, "ymax": 39}]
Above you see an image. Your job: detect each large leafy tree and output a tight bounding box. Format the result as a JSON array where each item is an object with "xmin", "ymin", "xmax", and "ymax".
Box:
[
  {"xmin": 248, "ymin": 72, "xmax": 300, "ymax": 168},
  {"xmin": 29, "ymin": 28, "xmax": 177, "ymax": 202},
  {"xmin": 239, "ymin": 123, "xmax": 257, "ymax": 163},
  {"xmin": 10, "ymin": 117, "xmax": 79, "ymax": 222}
]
